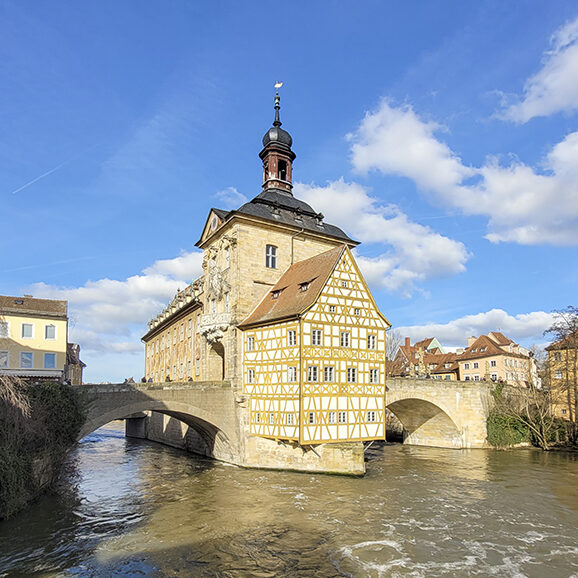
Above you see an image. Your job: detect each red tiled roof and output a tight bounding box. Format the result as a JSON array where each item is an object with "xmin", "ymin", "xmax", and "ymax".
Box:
[
  {"xmin": 238, "ymin": 245, "xmax": 346, "ymax": 329},
  {"xmin": 488, "ymin": 331, "xmax": 514, "ymax": 346},
  {"xmin": 459, "ymin": 334, "xmax": 526, "ymax": 361}
]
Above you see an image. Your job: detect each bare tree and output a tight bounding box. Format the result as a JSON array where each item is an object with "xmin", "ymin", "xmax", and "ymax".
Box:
[{"xmin": 386, "ymin": 329, "xmax": 403, "ymax": 363}]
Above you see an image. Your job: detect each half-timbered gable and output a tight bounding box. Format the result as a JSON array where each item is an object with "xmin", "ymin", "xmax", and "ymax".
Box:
[{"xmin": 240, "ymin": 245, "xmax": 390, "ymax": 445}]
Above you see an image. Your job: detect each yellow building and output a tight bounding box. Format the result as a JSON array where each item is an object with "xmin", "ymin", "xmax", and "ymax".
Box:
[
  {"xmin": 239, "ymin": 245, "xmax": 389, "ymax": 444},
  {"xmin": 546, "ymin": 332, "xmax": 577, "ymax": 421},
  {"xmin": 143, "ymin": 91, "xmax": 390, "ymax": 445},
  {"xmin": 0, "ymin": 295, "xmax": 79, "ymax": 382}
]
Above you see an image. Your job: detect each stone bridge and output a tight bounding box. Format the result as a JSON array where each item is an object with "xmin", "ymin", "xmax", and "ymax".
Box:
[
  {"xmin": 74, "ymin": 378, "xmax": 493, "ymax": 475},
  {"xmin": 387, "ymin": 378, "xmax": 493, "ymax": 449}
]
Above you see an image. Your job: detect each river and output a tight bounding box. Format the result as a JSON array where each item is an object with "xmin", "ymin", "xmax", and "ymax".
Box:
[{"xmin": 0, "ymin": 421, "xmax": 577, "ymax": 577}]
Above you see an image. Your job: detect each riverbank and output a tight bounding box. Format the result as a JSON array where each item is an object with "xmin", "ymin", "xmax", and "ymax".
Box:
[{"xmin": 0, "ymin": 377, "xmax": 84, "ymax": 519}]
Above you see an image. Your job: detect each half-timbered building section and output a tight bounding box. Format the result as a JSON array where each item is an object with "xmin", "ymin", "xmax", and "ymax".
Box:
[{"xmin": 240, "ymin": 245, "xmax": 390, "ymax": 445}]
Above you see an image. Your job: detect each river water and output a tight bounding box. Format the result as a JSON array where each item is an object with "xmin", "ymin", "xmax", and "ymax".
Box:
[{"xmin": 0, "ymin": 422, "xmax": 577, "ymax": 577}]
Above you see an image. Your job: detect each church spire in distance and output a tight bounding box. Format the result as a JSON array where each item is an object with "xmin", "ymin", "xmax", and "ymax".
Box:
[{"xmin": 260, "ymin": 82, "xmax": 296, "ymax": 195}]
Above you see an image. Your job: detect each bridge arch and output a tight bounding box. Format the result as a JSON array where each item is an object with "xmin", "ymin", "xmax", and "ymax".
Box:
[
  {"xmin": 78, "ymin": 395, "xmax": 239, "ymax": 464},
  {"xmin": 386, "ymin": 396, "xmax": 464, "ymax": 449}
]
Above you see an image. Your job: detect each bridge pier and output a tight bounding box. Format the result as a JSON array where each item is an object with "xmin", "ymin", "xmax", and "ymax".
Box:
[{"xmin": 125, "ymin": 412, "xmax": 148, "ymax": 439}]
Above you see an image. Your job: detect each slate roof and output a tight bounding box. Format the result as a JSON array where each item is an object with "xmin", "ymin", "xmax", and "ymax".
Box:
[
  {"xmin": 239, "ymin": 245, "xmax": 346, "ymax": 329},
  {"xmin": 200, "ymin": 189, "xmax": 357, "ymax": 247},
  {"xmin": 0, "ymin": 295, "xmax": 67, "ymax": 318}
]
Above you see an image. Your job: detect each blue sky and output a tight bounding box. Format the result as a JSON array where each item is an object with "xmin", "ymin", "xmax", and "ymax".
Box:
[{"xmin": 1, "ymin": 1, "xmax": 577, "ymax": 382}]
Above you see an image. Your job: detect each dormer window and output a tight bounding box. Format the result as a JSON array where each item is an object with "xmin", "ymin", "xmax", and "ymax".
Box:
[
  {"xmin": 266, "ymin": 245, "xmax": 277, "ymax": 268},
  {"xmin": 272, "ymin": 290, "xmax": 281, "ymax": 299},
  {"xmin": 299, "ymin": 282, "xmax": 310, "ymax": 292}
]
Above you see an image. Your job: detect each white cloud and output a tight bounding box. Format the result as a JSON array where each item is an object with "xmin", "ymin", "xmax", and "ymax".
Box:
[
  {"xmin": 29, "ymin": 250, "xmax": 203, "ymax": 382},
  {"xmin": 295, "ymin": 179, "xmax": 470, "ymax": 296},
  {"xmin": 349, "ymin": 100, "xmax": 578, "ymax": 245},
  {"xmin": 501, "ymin": 17, "xmax": 578, "ymax": 123},
  {"xmin": 397, "ymin": 309, "xmax": 555, "ymax": 348},
  {"xmin": 214, "ymin": 186, "xmax": 248, "ymax": 209}
]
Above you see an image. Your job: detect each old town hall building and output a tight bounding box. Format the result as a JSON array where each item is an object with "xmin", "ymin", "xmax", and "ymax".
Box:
[{"xmin": 143, "ymin": 93, "xmax": 390, "ymax": 446}]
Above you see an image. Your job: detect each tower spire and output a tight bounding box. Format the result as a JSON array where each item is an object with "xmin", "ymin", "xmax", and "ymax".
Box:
[{"xmin": 260, "ymin": 82, "xmax": 296, "ymax": 195}]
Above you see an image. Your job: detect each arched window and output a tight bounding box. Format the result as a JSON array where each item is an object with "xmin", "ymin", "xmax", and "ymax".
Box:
[
  {"xmin": 266, "ymin": 245, "xmax": 277, "ymax": 268},
  {"xmin": 278, "ymin": 160, "xmax": 287, "ymax": 181}
]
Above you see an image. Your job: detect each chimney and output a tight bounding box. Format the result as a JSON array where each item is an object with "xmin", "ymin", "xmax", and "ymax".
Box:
[
  {"xmin": 467, "ymin": 336, "xmax": 477, "ymax": 347},
  {"xmin": 405, "ymin": 337, "xmax": 411, "ymax": 348}
]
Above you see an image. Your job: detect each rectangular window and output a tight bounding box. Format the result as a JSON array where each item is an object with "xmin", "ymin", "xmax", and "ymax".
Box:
[
  {"xmin": 341, "ymin": 281, "xmax": 348, "ymax": 288},
  {"xmin": 473, "ymin": 375, "xmax": 480, "ymax": 381},
  {"xmin": 490, "ymin": 373, "xmax": 498, "ymax": 381},
  {"xmin": 354, "ymin": 308, "xmax": 361, "ymax": 316},
  {"xmin": 0, "ymin": 351, "xmax": 8, "ymax": 368},
  {"xmin": 265, "ymin": 244, "xmax": 277, "ymax": 268},
  {"xmin": 312, "ymin": 329, "xmax": 322, "ymax": 346},
  {"xmin": 473, "ymin": 362, "xmax": 479, "ymax": 369},
  {"xmin": 287, "ymin": 330, "xmax": 296, "ymax": 346},
  {"xmin": 370, "ymin": 369, "xmax": 379, "ymax": 384},
  {"xmin": 0, "ymin": 321, "xmax": 8, "ymax": 338},
  {"xmin": 338, "ymin": 411, "xmax": 347, "ymax": 424},
  {"xmin": 286, "ymin": 413, "xmax": 294, "ymax": 425},
  {"xmin": 247, "ymin": 369, "xmax": 255, "ymax": 384},
  {"xmin": 324, "ymin": 366, "xmax": 334, "ymax": 382},
  {"xmin": 347, "ymin": 367, "xmax": 357, "ymax": 383},
  {"xmin": 464, "ymin": 363, "xmax": 470, "ymax": 370},
  {"xmin": 269, "ymin": 413, "xmax": 275, "ymax": 425},
  {"xmin": 44, "ymin": 353, "xmax": 56, "ymax": 369},
  {"xmin": 555, "ymin": 371, "xmax": 563, "ymax": 379},
  {"xmin": 490, "ymin": 360, "xmax": 497, "ymax": 367},
  {"xmin": 45, "ymin": 325, "xmax": 56, "ymax": 340},
  {"xmin": 367, "ymin": 335, "xmax": 376, "ymax": 349},
  {"xmin": 195, "ymin": 359, "xmax": 200, "ymax": 376},
  {"xmin": 328, "ymin": 411, "xmax": 336, "ymax": 424},
  {"xmin": 307, "ymin": 366, "xmax": 318, "ymax": 382},
  {"xmin": 367, "ymin": 411, "xmax": 377, "ymax": 423},
  {"xmin": 329, "ymin": 305, "xmax": 336, "ymax": 313},
  {"xmin": 553, "ymin": 352, "xmax": 562, "ymax": 361},
  {"xmin": 340, "ymin": 332, "xmax": 350, "ymax": 347},
  {"xmin": 287, "ymin": 366, "xmax": 297, "ymax": 382},
  {"xmin": 247, "ymin": 336, "xmax": 255, "ymax": 351},
  {"xmin": 308, "ymin": 412, "xmax": 314, "ymax": 424},
  {"xmin": 255, "ymin": 412, "xmax": 260, "ymax": 424},
  {"xmin": 465, "ymin": 376, "xmax": 471, "ymax": 381},
  {"xmin": 21, "ymin": 323, "xmax": 33, "ymax": 339},
  {"xmin": 20, "ymin": 352, "xmax": 33, "ymax": 368}
]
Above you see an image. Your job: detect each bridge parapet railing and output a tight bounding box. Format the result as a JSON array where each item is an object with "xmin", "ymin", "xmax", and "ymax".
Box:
[{"xmin": 73, "ymin": 380, "xmax": 232, "ymax": 393}]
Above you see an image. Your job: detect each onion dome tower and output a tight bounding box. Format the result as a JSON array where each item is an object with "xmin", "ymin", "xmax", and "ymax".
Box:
[{"xmin": 259, "ymin": 89, "xmax": 296, "ymax": 195}]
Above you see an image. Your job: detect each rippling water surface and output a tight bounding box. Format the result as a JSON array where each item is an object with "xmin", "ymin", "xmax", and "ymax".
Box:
[{"xmin": 1, "ymin": 422, "xmax": 577, "ymax": 577}]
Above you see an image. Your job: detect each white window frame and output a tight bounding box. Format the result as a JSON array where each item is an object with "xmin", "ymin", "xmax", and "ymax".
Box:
[
  {"xmin": 347, "ymin": 367, "xmax": 357, "ymax": 383},
  {"xmin": 338, "ymin": 411, "xmax": 347, "ymax": 424},
  {"xmin": 312, "ymin": 329, "xmax": 323, "ymax": 346},
  {"xmin": 20, "ymin": 351, "xmax": 33, "ymax": 369},
  {"xmin": 324, "ymin": 366, "xmax": 334, "ymax": 382},
  {"xmin": 265, "ymin": 244, "xmax": 277, "ymax": 269},
  {"xmin": 247, "ymin": 336, "xmax": 255, "ymax": 352},
  {"xmin": 328, "ymin": 411, "xmax": 336, "ymax": 424},
  {"xmin": 367, "ymin": 334, "xmax": 376, "ymax": 350},
  {"xmin": 21, "ymin": 323, "xmax": 33, "ymax": 339},
  {"xmin": 247, "ymin": 369, "xmax": 255, "ymax": 384},
  {"xmin": 367, "ymin": 411, "xmax": 377, "ymax": 423},
  {"xmin": 307, "ymin": 366, "xmax": 318, "ymax": 382},
  {"xmin": 286, "ymin": 413, "xmax": 294, "ymax": 425},
  {"xmin": 287, "ymin": 366, "xmax": 297, "ymax": 382},
  {"xmin": 464, "ymin": 363, "xmax": 470, "ymax": 370},
  {"xmin": 370, "ymin": 369, "xmax": 379, "ymax": 384},
  {"xmin": 473, "ymin": 362, "xmax": 479, "ymax": 369},
  {"xmin": 490, "ymin": 360, "xmax": 497, "ymax": 367},
  {"xmin": 329, "ymin": 305, "xmax": 336, "ymax": 313},
  {"xmin": 340, "ymin": 332, "xmax": 350, "ymax": 347},
  {"xmin": 0, "ymin": 321, "xmax": 8, "ymax": 338},
  {"xmin": 44, "ymin": 353, "xmax": 56, "ymax": 369},
  {"xmin": 308, "ymin": 412, "xmax": 314, "ymax": 424},
  {"xmin": 287, "ymin": 330, "xmax": 296, "ymax": 347},
  {"xmin": 0, "ymin": 351, "xmax": 8, "ymax": 368},
  {"xmin": 554, "ymin": 371, "xmax": 563, "ymax": 379}
]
